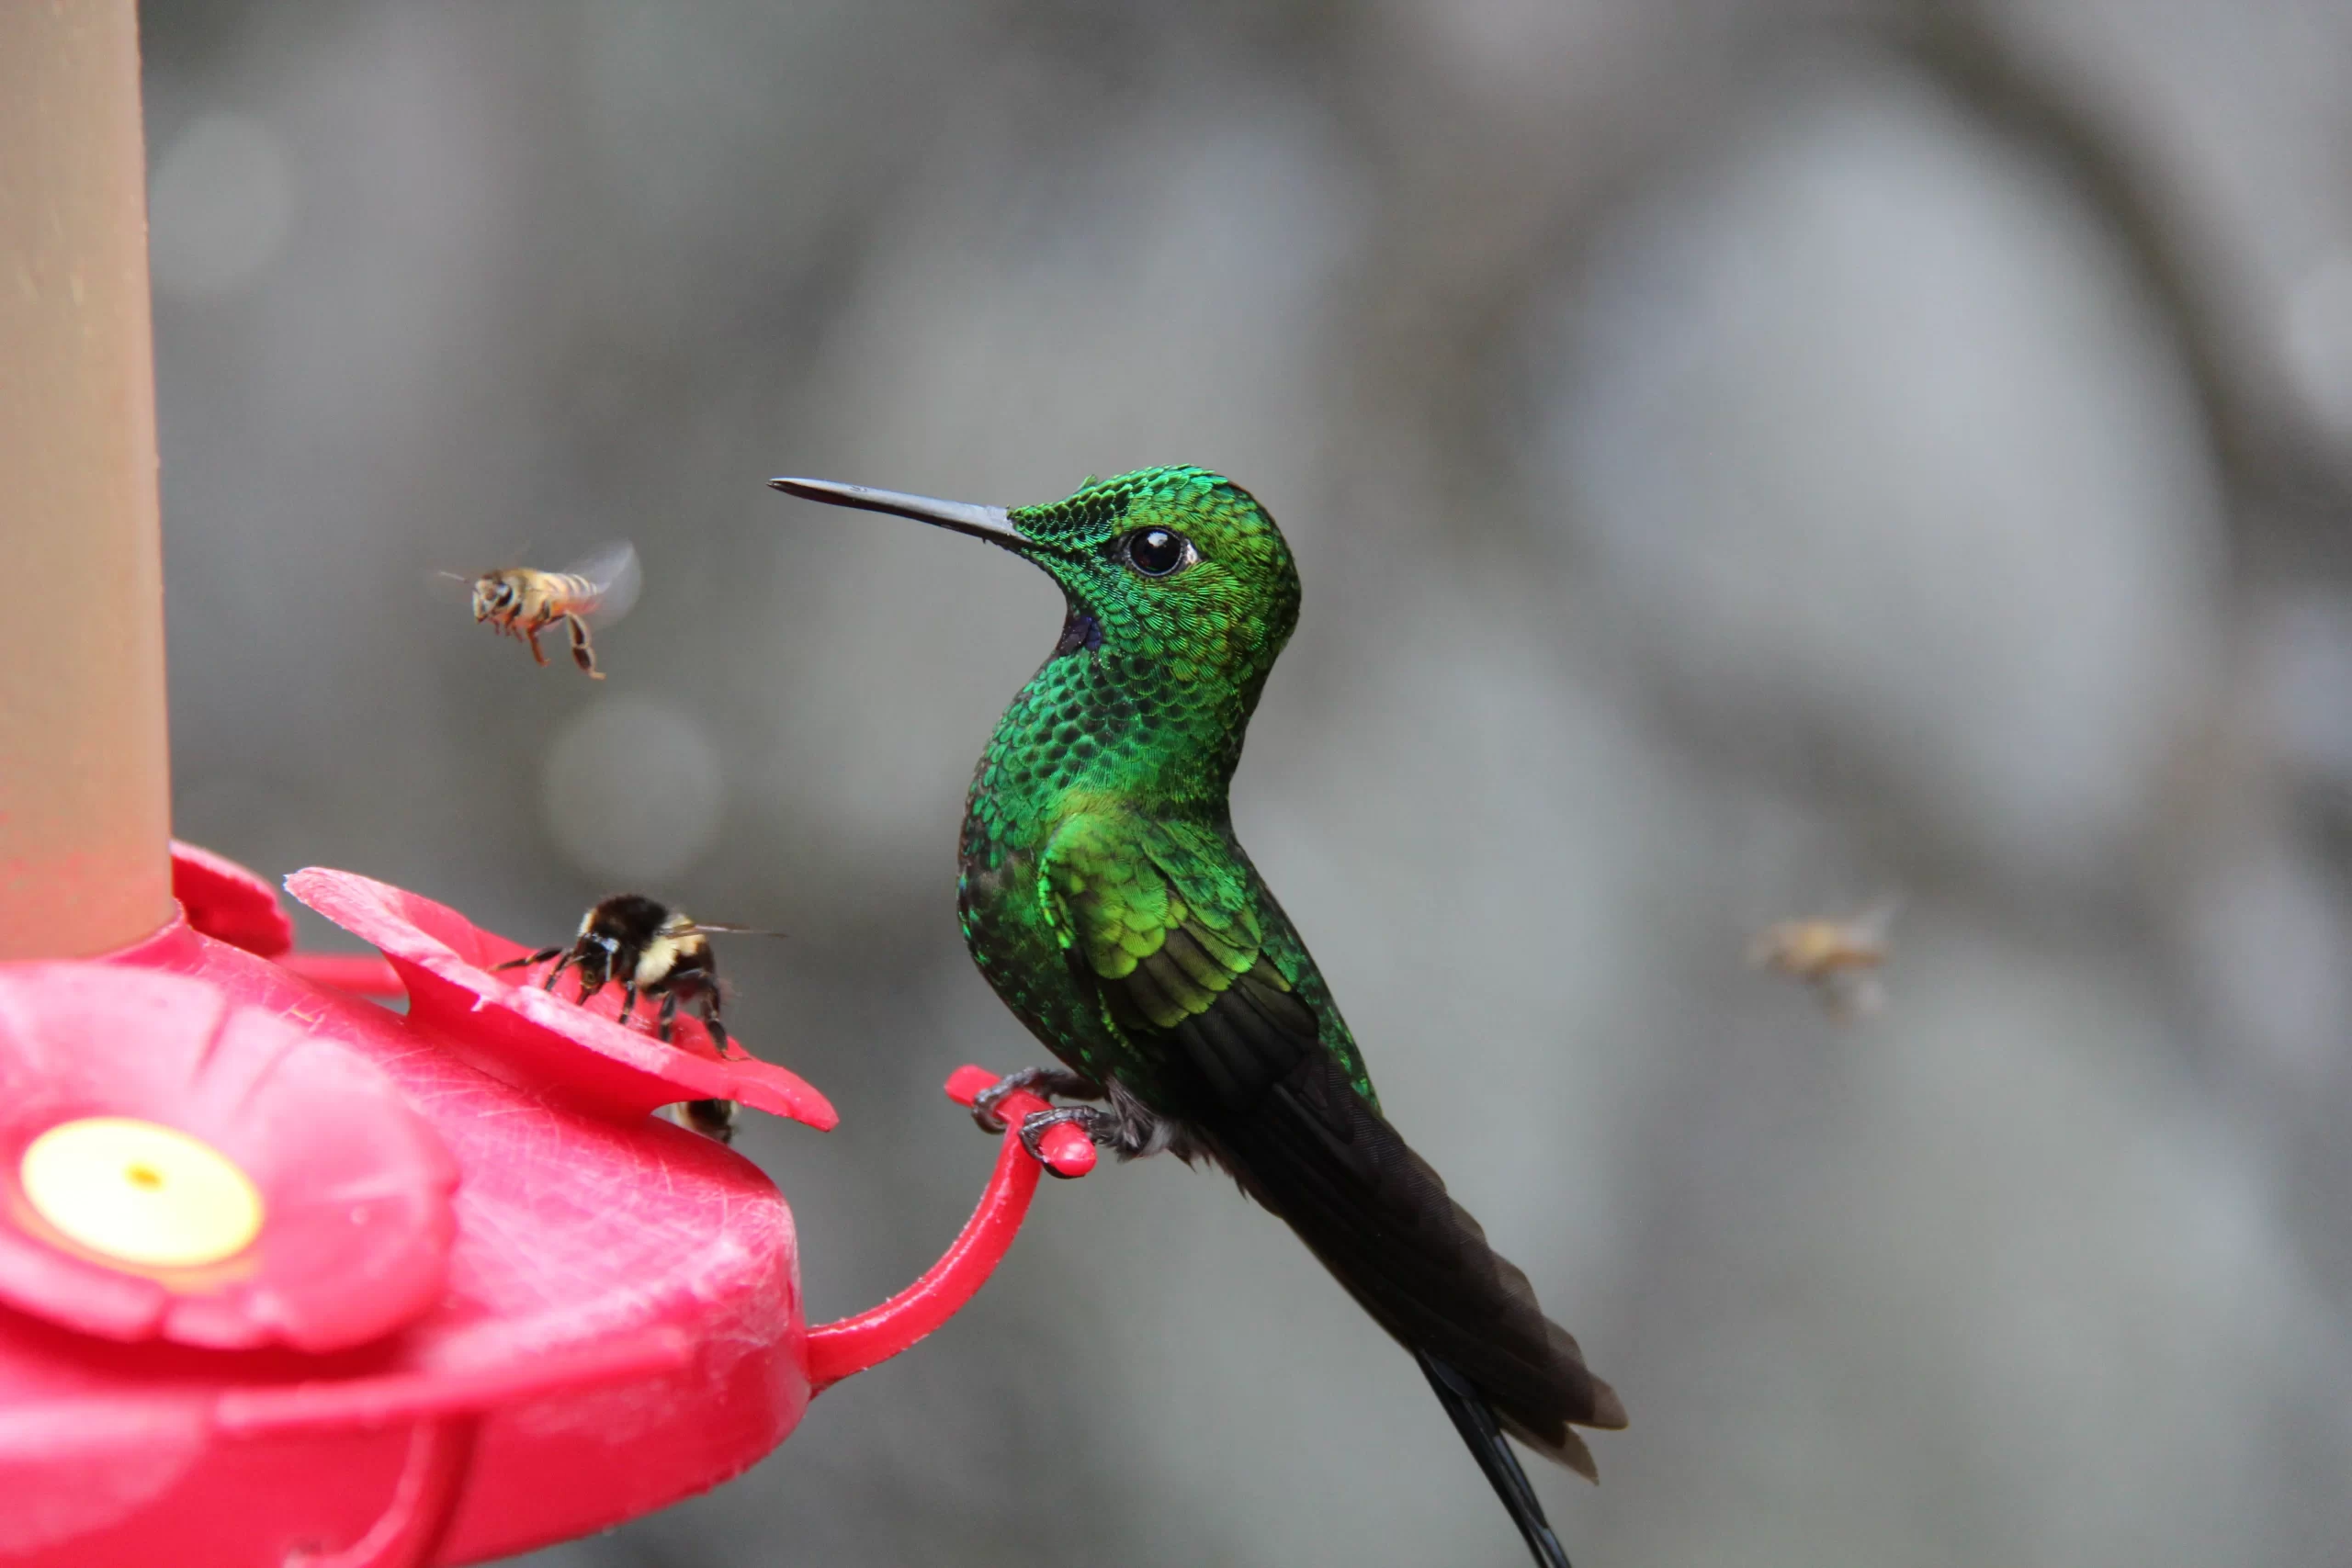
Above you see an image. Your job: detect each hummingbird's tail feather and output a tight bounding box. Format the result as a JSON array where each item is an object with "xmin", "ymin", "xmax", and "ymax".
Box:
[
  {"xmin": 1194, "ymin": 1041, "xmax": 1623, "ymax": 1553},
  {"xmin": 1420, "ymin": 1349, "xmax": 1575, "ymax": 1568}
]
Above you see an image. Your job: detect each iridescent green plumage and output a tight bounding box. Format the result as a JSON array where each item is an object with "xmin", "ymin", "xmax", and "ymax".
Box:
[
  {"xmin": 775, "ymin": 465, "xmax": 1623, "ymax": 1568},
  {"xmin": 954, "ymin": 468, "xmax": 1373, "ymax": 1110}
]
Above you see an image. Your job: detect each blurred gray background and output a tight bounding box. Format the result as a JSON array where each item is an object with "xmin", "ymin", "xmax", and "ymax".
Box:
[{"xmin": 142, "ymin": 1, "xmax": 2352, "ymax": 1564}]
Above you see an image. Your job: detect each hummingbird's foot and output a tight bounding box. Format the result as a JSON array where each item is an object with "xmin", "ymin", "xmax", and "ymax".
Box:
[
  {"xmin": 1017, "ymin": 1106, "xmax": 1114, "ymax": 1177},
  {"xmin": 971, "ymin": 1066, "xmax": 1103, "ymax": 1134}
]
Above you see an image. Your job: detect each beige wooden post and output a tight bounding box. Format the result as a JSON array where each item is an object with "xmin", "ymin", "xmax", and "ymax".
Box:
[{"xmin": 0, "ymin": 0, "xmax": 173, "ymax": 957}]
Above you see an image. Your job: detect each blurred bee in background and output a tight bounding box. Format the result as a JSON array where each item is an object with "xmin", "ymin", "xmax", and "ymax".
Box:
[
  {"xmin": 1748, "ymin": 896, "xmax": 1900, "ymax": 1021},
  {"xmin": 456, "ymin": 540, "xmax": 641, "ymax": 678},
  {"xmin": 496, "ymin": 896, "xmax": 783, "ymax": 1150}
]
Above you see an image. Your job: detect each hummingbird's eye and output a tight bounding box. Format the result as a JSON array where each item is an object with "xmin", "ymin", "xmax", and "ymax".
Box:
[{"xmin": 1123, "ymin": 527, "xmax": 1193, "ymax": 578}]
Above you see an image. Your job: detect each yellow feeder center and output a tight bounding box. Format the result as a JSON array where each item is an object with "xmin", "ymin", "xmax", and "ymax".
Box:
[{"xmin": 19, "ymin": 1117, "xmax": 265, "ymax": 1269}]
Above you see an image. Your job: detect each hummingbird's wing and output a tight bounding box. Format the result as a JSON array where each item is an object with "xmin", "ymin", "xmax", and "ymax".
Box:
[
  {"xmin": 1043, "ymin": 813, "xmax": 1361, "ymax": 1100},
  {"xmin": 1040, "ymin": 814, "xmax": 1625, "ymax": 1482}
]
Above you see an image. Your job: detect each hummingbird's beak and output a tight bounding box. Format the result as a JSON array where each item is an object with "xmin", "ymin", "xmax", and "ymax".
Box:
[{"xmin": 768, "ymin": 477, "xmax": 1033, "ymax": 553}]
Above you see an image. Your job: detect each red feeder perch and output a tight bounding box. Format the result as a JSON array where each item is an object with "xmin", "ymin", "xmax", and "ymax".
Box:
[{"xmin": 0, "ymin": 6, "xmax": 1094, "ymax": 1562}]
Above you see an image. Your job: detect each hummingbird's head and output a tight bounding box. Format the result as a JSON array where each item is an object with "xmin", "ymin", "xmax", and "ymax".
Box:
[
  {"xmin": 1006, "ymin": 467, "xmax": 1300, "ymax": 675},
  {"xmin": 770, "ymin": 466, "xmax": 1300, "ymax": 685}
]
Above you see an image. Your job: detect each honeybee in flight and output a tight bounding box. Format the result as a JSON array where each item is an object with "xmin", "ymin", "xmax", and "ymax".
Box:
[
  {"xmin": 1748, "ymin": 896, "xmax": 1900, "ymax": 1021},
  {"xmin": 460, "ymin": 541, "xmax": 640, "ymax": 678},
  {"xmin": 496, "ymin": 894, "xmax": 782, "ymax": 1145}
]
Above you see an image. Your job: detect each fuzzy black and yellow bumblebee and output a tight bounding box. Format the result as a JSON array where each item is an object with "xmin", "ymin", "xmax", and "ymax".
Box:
[{"xmin": 495, "ymin": 896, "xmax": 780, "ymax": 1142}]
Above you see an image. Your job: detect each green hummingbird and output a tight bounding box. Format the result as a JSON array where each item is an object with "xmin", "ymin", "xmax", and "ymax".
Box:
[{"xmin": 772, "ymin": 466, "xmax": 1625, "ymax": 1566}]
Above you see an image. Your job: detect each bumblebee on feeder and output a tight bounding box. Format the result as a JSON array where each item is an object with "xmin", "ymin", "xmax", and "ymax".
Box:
[
  {"xmin": 453, "ymin": 540, "xmax": 641, "ymax": 678},
  {"xmin": 497, "ymin": 894, "xmax": 783, "ymax": 1145},
  {"xmin": 496, "ymin": 893, "xmax": 778, "ymax": 1059}
]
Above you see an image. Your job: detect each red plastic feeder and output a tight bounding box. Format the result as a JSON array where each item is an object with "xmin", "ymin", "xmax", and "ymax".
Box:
[
  {"xmin": 2, "ymin": 11, "xmax": 1099, "ymax": 1557},
  {"xmin": 0, "ymin": 845, "xmax": 1094, "ymax": 1567}
]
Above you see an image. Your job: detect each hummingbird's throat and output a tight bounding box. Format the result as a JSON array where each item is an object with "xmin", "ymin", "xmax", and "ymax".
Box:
[
  {"xmin": 1054, "ymin": 610, "xmax": 1104, "ymax": 659},
  {"xmin": 978, "ymin": 617, "xmax": 1269, "ymax": 813}
]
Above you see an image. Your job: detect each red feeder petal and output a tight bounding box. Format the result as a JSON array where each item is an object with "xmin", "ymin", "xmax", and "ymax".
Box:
[
  {"xmin": 0, "ymin": 965, "xmax": 456, "ymax": 1353},
  {"xmin": 285, "ymin": 868, "xmax": 837, "ymax": 1133},
  {"xmin": 276, "ymin": 950, "xmax": 407, "ymax": 998},
  {"xmin": 168, "ymin": 840, "xmax": 295, "ymax": 958}
]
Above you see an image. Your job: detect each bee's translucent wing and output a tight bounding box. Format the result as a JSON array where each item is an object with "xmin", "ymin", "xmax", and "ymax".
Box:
[
  {"xmin": 1847, "ymin": 894, "xmax": 1904, "ymax": 945},
  {"xmin": 563, "ymin": 541, "xmax": 642, "ymax": 625}
]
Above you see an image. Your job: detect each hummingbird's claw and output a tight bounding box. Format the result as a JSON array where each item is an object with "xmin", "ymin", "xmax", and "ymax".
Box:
[
  {"xmin": 1018, "ymin": 1106, "xmax": 1111, "ymax": 1177},
  {"xmin": 970, "ymin": 1065, "xmax": 1103, "ymax": 1134}
]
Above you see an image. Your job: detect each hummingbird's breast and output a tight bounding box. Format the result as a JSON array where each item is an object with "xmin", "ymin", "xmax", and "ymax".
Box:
[
  {"xmin": 951, "ymin": 626, "xmax": 1260, "ymax": 1083},
  {"xmin": 953, "ymin": 651, "xmax": 1128, "ymax": 1079},
  {"xmin": 958, "ymin": 797, "xmax": 1125, "ymax": 1082}
]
